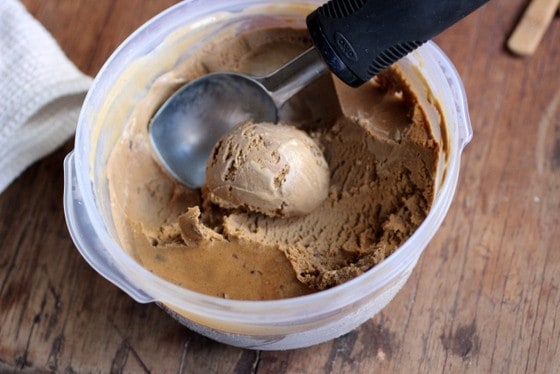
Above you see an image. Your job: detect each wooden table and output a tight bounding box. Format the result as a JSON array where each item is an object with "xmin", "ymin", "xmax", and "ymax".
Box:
[{"xmin": 1, "ymin": 0, "xmax": 559, "ymax": 372}]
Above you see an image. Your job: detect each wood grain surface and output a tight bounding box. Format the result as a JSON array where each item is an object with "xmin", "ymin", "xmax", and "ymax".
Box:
[{"xmin": 1, "ymin": 0, "xmax": 559, "ymax": 372}]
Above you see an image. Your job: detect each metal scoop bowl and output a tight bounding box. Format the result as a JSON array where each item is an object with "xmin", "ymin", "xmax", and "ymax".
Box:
[{"xmin": 149, "ymin": 48, "xmax": 327, "ymax": 188}]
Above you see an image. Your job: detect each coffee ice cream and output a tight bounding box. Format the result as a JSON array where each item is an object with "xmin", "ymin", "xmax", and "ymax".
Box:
[
  {"xmin": 205, "ymin": 121, "xmax": 330, "ymax": 217},
  {"xmin": 106, "ymin": 26, "xmax": 441, "ymax": 300}
]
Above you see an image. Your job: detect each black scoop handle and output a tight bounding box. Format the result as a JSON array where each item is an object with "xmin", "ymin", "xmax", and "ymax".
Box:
[{"xmin": 306, "ymin": 0, "xmax": 489, "ymax": 86}]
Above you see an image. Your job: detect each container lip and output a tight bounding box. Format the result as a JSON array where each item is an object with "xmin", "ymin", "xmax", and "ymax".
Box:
[{"xmin": 71, "ymin": 0, "xmax": 469, "ymax": 323}]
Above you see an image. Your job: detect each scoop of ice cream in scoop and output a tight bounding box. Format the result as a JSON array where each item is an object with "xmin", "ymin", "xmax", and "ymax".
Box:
[{"xmin": 204, "ymin": 121, "xmax": 330, "ymax": 217}]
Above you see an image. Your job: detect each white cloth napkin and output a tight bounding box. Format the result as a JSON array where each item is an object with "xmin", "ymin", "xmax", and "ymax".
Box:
[{"xmin": 0, "ymin": 0, "xmax": 92, "ymax": 193}]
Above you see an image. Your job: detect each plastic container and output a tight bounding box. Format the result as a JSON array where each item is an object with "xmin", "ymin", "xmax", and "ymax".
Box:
[{"xmin": 63, "ymin": 0, "xmax": 472, "ymax": 350}]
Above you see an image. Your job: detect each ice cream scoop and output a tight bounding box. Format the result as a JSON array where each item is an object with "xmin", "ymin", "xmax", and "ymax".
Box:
[
  {"xmin": 204, "ymin": 121, "xmax": 330, "ymax": 217},
  {"xmin": 149, "ymin": 0, "xmax": 489, "ymax": 188},
  {"xmin": 149, "ymin": 48, "xmax": 327, "ymax": 188}
]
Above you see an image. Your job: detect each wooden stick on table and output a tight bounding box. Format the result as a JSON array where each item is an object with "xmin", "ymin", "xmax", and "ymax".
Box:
[{"xmin": 507, "ymin": 0, "xmax": 560, "ymax": 56}]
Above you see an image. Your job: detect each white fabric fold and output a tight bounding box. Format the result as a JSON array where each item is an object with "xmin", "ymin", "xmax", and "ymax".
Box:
[{"xmin": 0, "ymin": 0, "xmax": 92, "ymax": 193}]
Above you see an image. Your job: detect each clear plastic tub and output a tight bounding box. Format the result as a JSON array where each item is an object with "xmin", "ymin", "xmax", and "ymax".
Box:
[{"xmin": 63, "ymin": 0, "xmax": 472, "ymax": 350}]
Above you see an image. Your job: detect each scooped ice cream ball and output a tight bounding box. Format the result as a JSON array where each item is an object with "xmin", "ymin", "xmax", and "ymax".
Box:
[{"xmin": 204, "ymin": 121, "xmax": 330, "ymax": 217}]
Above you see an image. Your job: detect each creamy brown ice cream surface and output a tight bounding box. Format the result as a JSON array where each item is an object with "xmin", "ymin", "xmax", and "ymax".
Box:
[
  {"xmin": 106, "ymin": 27, "xmax": 440, "ymax": 300},
  {"xmin": 204, "ymin": 120, "xmax": 330, "ymax": 217}
]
